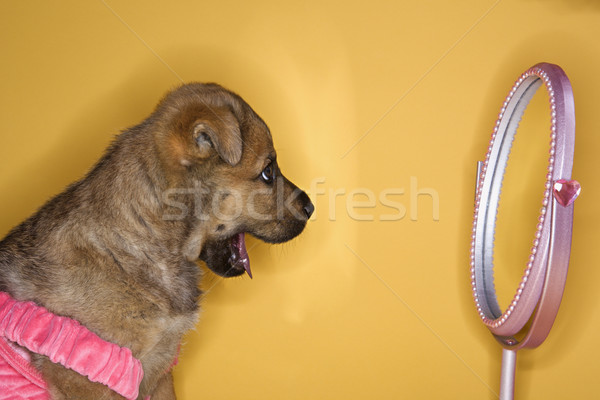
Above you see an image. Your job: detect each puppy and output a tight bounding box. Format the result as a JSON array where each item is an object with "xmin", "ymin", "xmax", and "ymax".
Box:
[{"xmin": 0, "ymin": 83, "xmax": 314, "ymax": 399}]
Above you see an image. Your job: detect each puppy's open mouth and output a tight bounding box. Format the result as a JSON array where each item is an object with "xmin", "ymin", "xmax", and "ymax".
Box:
[
  {"xmin": 230, "ymin": 233, "xmax": 252, "ymax": 278},
  {"xmin": 199, "ymin": 233, "xmax": 252, "ymax": 279}
]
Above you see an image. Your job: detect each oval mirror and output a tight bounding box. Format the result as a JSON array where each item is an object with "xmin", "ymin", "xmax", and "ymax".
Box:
[{"xmin": 493, "ymin": 86, "xmax": 550, "ymax": 312}]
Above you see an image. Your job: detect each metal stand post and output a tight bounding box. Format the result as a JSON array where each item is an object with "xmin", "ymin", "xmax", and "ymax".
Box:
[{"xmin": 499, "ymin": 349, "xmax": 517, "ymax": 400}]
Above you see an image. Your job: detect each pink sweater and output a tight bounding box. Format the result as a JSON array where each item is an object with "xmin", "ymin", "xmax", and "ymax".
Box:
[{"xmin": 0, "ymin": 292, "xmax": 143, "ymax": 400}]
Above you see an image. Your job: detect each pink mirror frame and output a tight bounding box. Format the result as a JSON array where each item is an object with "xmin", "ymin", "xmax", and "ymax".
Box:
[{"xmin": 471, "ymin": 63, "xmax": 578, "ymax": 348}]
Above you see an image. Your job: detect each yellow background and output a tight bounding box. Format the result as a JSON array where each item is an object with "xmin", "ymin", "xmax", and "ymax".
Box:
[{"xmin": 1, "ymin": 1, "xmax": 599, "ymax": 399}]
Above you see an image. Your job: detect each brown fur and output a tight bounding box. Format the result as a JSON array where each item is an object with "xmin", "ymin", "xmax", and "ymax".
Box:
[{"xmin": 0, "ymin": 83, "xmax": 313, "ymax": 399}]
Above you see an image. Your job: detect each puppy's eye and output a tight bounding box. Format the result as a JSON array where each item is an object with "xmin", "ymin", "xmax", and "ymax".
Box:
[{"xmin": 260, "ymin": 163, "xmax": 274, "ymax": 184}]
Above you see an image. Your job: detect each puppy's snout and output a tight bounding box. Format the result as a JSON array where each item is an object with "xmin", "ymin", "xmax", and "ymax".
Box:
[
  {"xmin": 296, "ymin": 190, "xmax": 314, "ymax": 219},
  {"xmin": 283, "ymin": 177, "xmax": 315, "ymax": 221},
  {"xmin": 303, "ymin": 200, "xmax": 314, "ymax": 219}
]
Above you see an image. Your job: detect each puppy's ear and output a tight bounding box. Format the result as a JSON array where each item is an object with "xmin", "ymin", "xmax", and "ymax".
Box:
[
  {"xmin": 193, "ymin": 123, "xmax": 216, "ymax": 156},
  {"xmin": 192, "ymin": 108, "xmax": 242, "ymax": 166}
]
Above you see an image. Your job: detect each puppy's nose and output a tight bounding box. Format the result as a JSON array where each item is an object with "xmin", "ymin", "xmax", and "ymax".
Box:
[{"xmin": 303, "ymin": 201, "xmax": 315, "ymax": 219}]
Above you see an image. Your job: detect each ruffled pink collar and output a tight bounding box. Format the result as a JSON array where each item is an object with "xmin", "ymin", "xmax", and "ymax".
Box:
[{"xmin": 0, "ymin": 291, "xmax": 144, "ymax": 400}]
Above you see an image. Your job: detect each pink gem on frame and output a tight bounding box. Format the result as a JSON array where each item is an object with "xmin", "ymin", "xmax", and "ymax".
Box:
[{"xmin": 553, "ymin": 179, "xmax": 581, "ymax": 207}]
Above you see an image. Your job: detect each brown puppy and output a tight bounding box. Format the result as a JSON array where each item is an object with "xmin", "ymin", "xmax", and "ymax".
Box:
[{"xmin": 0, "ymin": 83, "xmax": 314, "ymax": 399}]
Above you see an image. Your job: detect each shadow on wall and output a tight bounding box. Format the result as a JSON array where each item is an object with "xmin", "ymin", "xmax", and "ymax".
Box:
[{"xmin": 527, "ymin": 0, "xmax": 600, "ymax": 9}]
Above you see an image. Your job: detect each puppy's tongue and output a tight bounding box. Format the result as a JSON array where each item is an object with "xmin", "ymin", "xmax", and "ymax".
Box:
[{"xmin": 232, "ymin": 233, "xmax": 252, "ymax": 279}]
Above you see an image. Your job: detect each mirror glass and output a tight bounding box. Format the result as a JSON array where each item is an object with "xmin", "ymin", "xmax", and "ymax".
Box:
[{"xmin": 493, "ymin": 86, "xmax": 551, "ymax": 311}]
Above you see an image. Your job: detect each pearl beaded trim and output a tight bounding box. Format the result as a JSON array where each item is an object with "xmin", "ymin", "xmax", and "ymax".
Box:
[{"xmin": 470, "ymin": 66, "xmax": 557, "ymax": 330}]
